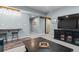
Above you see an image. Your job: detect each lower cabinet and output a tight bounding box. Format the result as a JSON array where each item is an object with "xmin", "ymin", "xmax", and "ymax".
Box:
[
  {"xmin": 74, "ymin": 38, "xmax": 79, "ymax": 45},
  {"xmin": 54, "ymin": 29, "xmax": 79, "ymax": 46}
]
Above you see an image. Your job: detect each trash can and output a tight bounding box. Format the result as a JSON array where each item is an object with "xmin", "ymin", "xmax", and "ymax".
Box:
[{"xmin": 0, "ymin": 38, "xmax": 4, "ymax": 52}]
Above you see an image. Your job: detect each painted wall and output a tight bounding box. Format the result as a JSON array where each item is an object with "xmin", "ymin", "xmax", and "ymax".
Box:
[
  {"xmin": 30, "ymin": 17, "xmax": 45, "ymax": 34},
  {"xmin": 47, "ymin": 6, "xmax": 79, "ymax": 33},
  {"xmin": 31, "ymin": 17, "xmax": 40, "ymax": 33},
  {"xmin": 40, "ymin": 18, "xmax": 45, "ymax": 34},
  {"xmin": 0, "ymin": 11, "xmax": 30, "ymax": 41},
  {"xmin": 0, "ymin": 7, "xmax": 44, "ymax": 41}
]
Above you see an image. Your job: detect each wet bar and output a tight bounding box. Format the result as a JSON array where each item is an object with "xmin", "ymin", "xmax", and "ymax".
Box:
[{"xmin": 54, "ymin": 13, "xmax": 79, "ymax": 46}]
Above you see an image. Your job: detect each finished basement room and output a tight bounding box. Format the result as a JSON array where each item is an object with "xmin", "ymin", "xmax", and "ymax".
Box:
[{"xmin": 0, "ymin": 6, "xmax": 79, "ymax": 52}]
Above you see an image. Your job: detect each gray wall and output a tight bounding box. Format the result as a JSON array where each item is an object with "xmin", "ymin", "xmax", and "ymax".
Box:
[
  {"xmin": 40, "ymin": 18, "xmax": 45, "ymax": 34},
  {"xmin": 0, "ymin": 12, "xmax": 30, "ymax": 41},
  {"xmin": 30, "ymin": 17, "xmax": 45, "ymax": 34},
  {"xmin": 31, "ymin": 17, "xmax": 40, "ymax": 33},
  {"xmin": 0, "ymin": 7, "xmax": 44, "ymax": 41}
]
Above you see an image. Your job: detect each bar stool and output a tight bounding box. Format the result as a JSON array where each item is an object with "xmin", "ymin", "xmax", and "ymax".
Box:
[{"xmin": 12, "ymin": 31, "xmax": 19, "ymax": 41}]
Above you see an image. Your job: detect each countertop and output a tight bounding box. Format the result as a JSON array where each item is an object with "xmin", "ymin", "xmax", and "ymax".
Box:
[{"xmin": 55, "ymin": 29, "xmax": 79, "ymax": 31}]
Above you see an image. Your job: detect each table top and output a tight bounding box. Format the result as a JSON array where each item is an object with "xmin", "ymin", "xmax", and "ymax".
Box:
[
  {"xmin": 23, "ymin": 37, "xmax": 73, "ymax": 52},
  {"xmin": 0, "ymin": 28, "xmax": 21, "ymax": 31}
]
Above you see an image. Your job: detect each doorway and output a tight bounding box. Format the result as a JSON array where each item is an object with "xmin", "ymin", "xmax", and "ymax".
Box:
[{"xmin": 45, "ymin": 17, "xmax": 51, "ymax": 34}]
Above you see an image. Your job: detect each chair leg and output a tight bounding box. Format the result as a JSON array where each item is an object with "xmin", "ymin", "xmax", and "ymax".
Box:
[
  {"xmin": 12, "ymin": 34, "xmax": 14, "ymax": 42},
  {"xmin": 17, "ymin": 32, "xmax": 19, "ymax": 40},
  {"xmin": 5, "ymin": 34, "xmax": 7, "ymax": 43}
]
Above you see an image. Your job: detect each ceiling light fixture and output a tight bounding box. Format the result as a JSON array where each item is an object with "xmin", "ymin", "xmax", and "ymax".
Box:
[
  {"xmin": 0, "ymin": 6, "xmax": 20, "ymax": 12},
  {"xmin": 0, "ymin": 6, "xmax": 21, "ymax": 16},
  {"xmin": 45, "ymin": 16, "xmax": 51, "ymax": 20}
]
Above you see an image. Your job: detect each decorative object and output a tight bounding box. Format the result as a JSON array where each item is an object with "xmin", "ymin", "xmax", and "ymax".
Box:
[
  {"xmin": 39, "ymin": 42, "xmax": 49, "ymax": 48},
  {"xmin": 60, "ymin": 35, "xmax": 65, "ymax": 40},
  {"xmin": 66, "ymin": 36, "xmax": 72, "ymax": 43}
]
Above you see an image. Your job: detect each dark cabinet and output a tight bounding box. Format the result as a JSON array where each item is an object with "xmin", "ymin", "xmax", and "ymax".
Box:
[
  {"xmin": 73, "ymin": 32, "xmax": 79, "ymax": 45},
  {"xmin": 54, "ymin": 13, "xmax": 79, "ymax": 46},
  {"xmin": 54, "ymin": 29, "xmax": 79, "ymax": 46}
]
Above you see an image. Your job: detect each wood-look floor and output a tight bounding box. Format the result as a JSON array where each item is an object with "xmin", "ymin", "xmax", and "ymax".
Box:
[{"xmin": 4, "ymin": 37, "xmax": 31, "ymax": 51}]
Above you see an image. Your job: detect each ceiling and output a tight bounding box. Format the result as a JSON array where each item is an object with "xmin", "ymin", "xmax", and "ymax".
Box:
[
  {"xmin": 27, "ymin": 6, "xmax": 63, "ymax": 14},
  {"xmin": 12, "ymin": 6, "xmax": 64, "ymax": 15}
]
